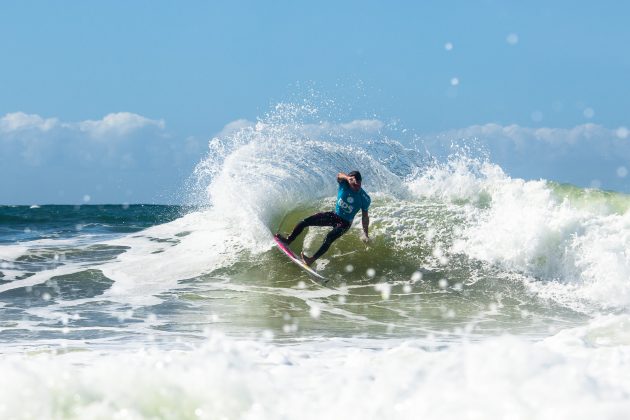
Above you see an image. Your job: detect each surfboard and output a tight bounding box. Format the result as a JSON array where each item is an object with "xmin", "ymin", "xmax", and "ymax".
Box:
[{"xmin": 273, "ymin": 235, "xmax": 328, "ymax": 283}]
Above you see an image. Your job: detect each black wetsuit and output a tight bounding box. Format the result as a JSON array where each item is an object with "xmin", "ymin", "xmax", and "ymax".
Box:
[{"xmin": 284, "ymin": 212, "xmax": 351, "ymax": 260}]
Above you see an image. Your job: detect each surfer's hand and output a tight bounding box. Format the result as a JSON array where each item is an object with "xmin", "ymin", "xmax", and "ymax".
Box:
[{"xmin": 360, "ymin": 233, "xmax": 371, "ymax": 245}]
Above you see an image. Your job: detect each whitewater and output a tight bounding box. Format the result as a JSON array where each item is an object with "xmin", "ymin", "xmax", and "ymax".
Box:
[{"xmin": 1, "ymin": 105, "xmax": 630, "ymax": 419}]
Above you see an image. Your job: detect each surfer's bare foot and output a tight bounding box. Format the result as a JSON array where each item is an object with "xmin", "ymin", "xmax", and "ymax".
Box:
[{"xmin": 301, "ymin": 252, "xmax": 315, "ymax": 266}]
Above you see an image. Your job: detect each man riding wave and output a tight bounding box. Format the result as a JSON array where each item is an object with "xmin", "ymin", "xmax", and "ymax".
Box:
[{"xmin": 275, "ymin": 171, "xmax": 371, "ymax": 266}]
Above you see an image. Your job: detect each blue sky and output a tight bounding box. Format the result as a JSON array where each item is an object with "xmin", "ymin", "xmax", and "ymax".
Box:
[{"xmin": 2, "ymin": 1, "xmax": 630, "ymax": 204}]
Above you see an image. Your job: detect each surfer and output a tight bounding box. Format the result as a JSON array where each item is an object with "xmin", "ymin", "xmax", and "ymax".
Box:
[{"xmin": 275, "ymin": 171, "xmax": 371, "ymax": 266}]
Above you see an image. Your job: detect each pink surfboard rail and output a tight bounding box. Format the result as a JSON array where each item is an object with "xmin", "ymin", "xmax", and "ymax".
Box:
[{"xmin": 273, "ymin": 236, "xmax": 328, "ymax": 282}]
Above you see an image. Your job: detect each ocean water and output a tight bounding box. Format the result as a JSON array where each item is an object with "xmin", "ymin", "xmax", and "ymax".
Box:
[{"xmin": 2, "ymin": 112, "xmax": 630, "ymax": 419}]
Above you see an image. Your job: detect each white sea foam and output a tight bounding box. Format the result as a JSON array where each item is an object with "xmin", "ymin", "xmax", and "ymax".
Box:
[
  {"xmin": 0, "ymin": 245, "xmax": 29, "ymax": 261},
  {"xmin": 98, "ymin": 209, "xmax": 255, "ymax": 306},
  {"xmin": 408, "ymin": 156, "xmax": 630, "ymax": 311},
  {"xmin": 0, "ymin": 265, "xmax": 84, "ymax": 294},
  {"xmin": 1, "ymin": 321, "xmax": 629, "ymax": 420}
]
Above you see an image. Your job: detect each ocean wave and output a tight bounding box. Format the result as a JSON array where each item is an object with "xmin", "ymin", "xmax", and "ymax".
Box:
[
  {"xmin": 3, "ymin": 106, "xmax": 630, "ymax": 329},
  {"xmin": 183, "ymin": 108, "xmax": 630, "ymax": 312}
]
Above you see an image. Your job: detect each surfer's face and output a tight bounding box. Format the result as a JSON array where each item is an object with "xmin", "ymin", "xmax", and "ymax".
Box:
[{"xmin": 348, "ymin": 176, "xmax": 361, "ymax": 191}]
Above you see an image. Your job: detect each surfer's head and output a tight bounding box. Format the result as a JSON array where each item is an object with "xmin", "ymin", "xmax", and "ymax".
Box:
[{"xmin": 348, "ymin": 171, "xmax": 362, "ymax": 191}]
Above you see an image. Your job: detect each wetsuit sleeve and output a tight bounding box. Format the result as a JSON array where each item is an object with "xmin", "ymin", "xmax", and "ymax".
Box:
[{"xmin": 338, "ymin": 180, "xmax": 349, "ymax": 193}]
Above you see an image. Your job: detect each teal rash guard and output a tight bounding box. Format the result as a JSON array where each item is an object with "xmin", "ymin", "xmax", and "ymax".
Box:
[{"xmin": 335, "ymin": 181, "xmax": 371, "ymax": 222}]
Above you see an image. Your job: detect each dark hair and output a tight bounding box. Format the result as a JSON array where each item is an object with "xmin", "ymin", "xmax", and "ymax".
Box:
[{"xmin": 348, "ymin": 171, "xmax": 362, "ymax": 182}]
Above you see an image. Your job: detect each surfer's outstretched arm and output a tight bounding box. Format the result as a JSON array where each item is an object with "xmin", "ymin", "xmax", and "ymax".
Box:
[{"xmin": 361, "ymin": 210, "xmax": 370, "ymax": 243}]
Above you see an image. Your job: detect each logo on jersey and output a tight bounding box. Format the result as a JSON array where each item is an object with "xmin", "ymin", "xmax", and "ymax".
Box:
[
  {"xmin": 347, "ymin": 196, "xmax": 354, "ymax": 204},
  {"xmin": 337, "ymin": 198, "xmax": 354, "ymax": 213}
]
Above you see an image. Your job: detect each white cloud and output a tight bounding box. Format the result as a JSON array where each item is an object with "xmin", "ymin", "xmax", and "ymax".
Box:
[
  {"xmin": 216, "ymin": 118, "xmax": 384, "ymax": 142},
  {"xmin": 1, "ymin": 112, "xmax": 205, "ymax": 203},
  {"xmin": 0, "ymin": 112, "xmax": 59, "ymax": 132},
  {"xmin": 0, "ymin": 111, "xmax": 164, "ymax": 139},
  {"xmin": 434, "ymin": 123, "xmax": 618, "ymax": 153},
  {"xmin": 338, "ymin": 119, "xmax": 384, "ymax": 132},
  {"xmin": 426, "ymin": 122, "xmax": 630, "ymax": 191},
  {"xmin": 0, "ymin": 112, "xmax": 170, "ymax": 167},
  {"xmin": 441, "ymin": 123, "xmax": 611, "ymax": 144},
  {"xmin": 215, "ymin": 119, "xmax": 255, "ymax": 138},
  {"xmin": 306, "ymin": 119, "xmax": 384, "ymax": 136},
  {"xmin": 76, "ymin": 112, "xmax": 166, "ymax": 139}
]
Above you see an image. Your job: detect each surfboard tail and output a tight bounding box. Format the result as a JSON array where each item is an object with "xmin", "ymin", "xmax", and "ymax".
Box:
[{"xmin": 273, "ymin": 236, "xmax": 328, "ymax": 282}]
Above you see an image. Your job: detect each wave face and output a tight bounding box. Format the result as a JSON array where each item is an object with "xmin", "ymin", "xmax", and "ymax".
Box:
[
  {"xmin": 2, "ymin": 104, "xmax": 630, "ymax": 418},
  {"xmin": 183, "ymin": 104, "xmax": 630, "ymax": 315}
]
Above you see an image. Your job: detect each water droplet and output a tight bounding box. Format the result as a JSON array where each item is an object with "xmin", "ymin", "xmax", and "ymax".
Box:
[
  {"xmin": 411, "ymin": 271, "xmax": 423, "ymax": 283},
  {"xmin": 583, "ymin": 107, "xmax": 595, "ymax": 119},
  {"xmin": 506, "ymin": 33, "xmax": 519, "ymax": 45},
  {"xmin": 531, "ymin": 111, "xmax": 543, "ymax": 122},
  {"xmin": 374, "ymin": 282, "xmax": 391, "ymax": 300}
]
